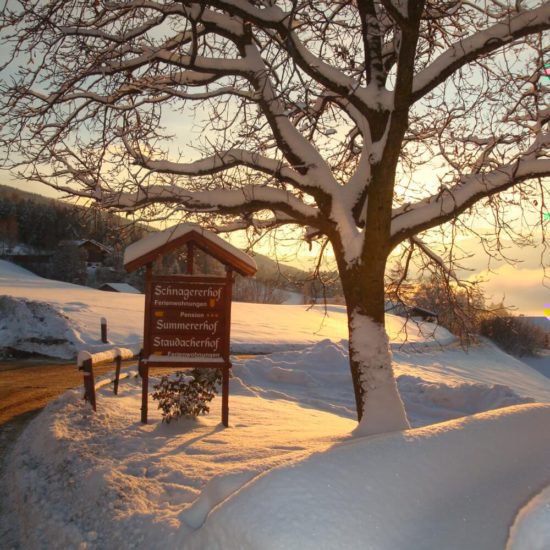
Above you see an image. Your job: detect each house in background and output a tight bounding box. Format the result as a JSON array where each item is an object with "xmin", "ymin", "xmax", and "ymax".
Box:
[
  {"xmin": 99, "ymin": 282, "xmax": 142, "ymax": 294},
  {"xmin": 385, "ymin": 301, "xmax": 439, "ymax": 323},
  {"xmin": 68, "ymin": 239, "xmax": 112, "ymax": 267},
  {"xmin": 409, "ymin": 306, "xmax": 438, "ymax": 323},
  {"xmin": 56, "ymin": 239, "xmax": 111, "ymax": 266}
]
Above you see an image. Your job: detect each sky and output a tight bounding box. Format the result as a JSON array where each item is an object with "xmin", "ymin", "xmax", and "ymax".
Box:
[
  {"xmin": 462, "ymin": 239, "xmax": 550, "ymax": 317},
  {"xmin": 1, "ymin": 5, "xmax": 548, "ymax": 318}
]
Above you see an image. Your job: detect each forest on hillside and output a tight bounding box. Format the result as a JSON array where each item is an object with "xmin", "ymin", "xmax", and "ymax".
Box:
[
  {"xmin": 0, "ymin": 185, "xmax": 341, "ymax": 302},
  {"xmin": 0, "ymin": 185, "xmax": 147, "ymax": 254},
  {"xmin": 0, "ymin": 185, "xmax": 155, "ymax": 289}
]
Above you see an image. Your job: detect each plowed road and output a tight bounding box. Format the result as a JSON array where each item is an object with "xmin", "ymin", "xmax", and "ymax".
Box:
[
  {"xmin": 0, "ymin": 360, "xmax": 183, "ymax": 464},
  {"xmin": 0, "ymin": 360, "xmax": 119, "ymax": 425}
]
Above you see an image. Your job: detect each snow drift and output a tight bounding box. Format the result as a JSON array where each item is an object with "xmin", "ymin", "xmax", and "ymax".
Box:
[
  {"xmin": 2, "ymin": 260, "xmax": 550, "ymax": 548},
  {"xmin": 0, "ymin": 295, "xmax": 81, "ymax": 359},
  {"xmin": 184, "ymin": 404, "xmax": 550, "ymax": 550},
  {"xmin": 233, "ymin": 340, "xmax": 539, "ymax": 426},
  {"xmin": 508, "ymin": 484, "xmax": 550, "ymax": 550},
  {"xmin": 3, "ymin": 338, "xmax": 550, "ymax": 549}
]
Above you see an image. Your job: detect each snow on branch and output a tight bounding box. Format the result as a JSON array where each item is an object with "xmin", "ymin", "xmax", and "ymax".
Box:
[
  {"xmin": 226, "ymin": 44, "xmax": 340, "ymax": 198},
  {"xmin": 144, "ymin": 84, "xmax": 256, "ymax": 103},
  {"xmin": 391, "ymin": 158, "xmax": 550, "ymax": 244},
  {"xmin": 209, "ymin": 0, "xmax": 392, "ymax": 111},
  {"xmin": 123, "ymin": 144, "xmax": 311, "ymax": 190},
  {"xmin": 412, "ymin": 3, "xmax": 550, "ymax": 101},
  {"xmin": 45, "ymin": 74, "xmax": 235, "ymax": 110},
  {"xmin": 101, "ymin": 49, "xmax": 250, "ymax": 78},
  {"xmin": 59, "ymin": 13, "xmax": 169, "ymax": 44},
  {"xmin": 105, "ymin": 183, "xmax": 320, "ymax": 225},
  {"xmin": 214, "ymin": 213, "xmax": 295, "ymax": 234}
]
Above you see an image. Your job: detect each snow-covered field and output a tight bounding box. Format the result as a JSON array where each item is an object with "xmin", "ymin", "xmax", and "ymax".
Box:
[
  {"xmin": 0, "ymin": 260, "xmax": 451, "ymax": 359},
  {"xmin": 1, "ymin": 259, "xmax": 550, "ymax": 549}
]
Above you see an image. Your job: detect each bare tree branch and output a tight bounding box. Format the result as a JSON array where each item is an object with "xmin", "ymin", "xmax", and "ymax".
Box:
[
  {"xmin": 391, "ymin": 158, "xmax": 550, "ymax": 244},
  {"xmin": 412, "ymin": 3, "xmax": 550, "ymax": 102}
]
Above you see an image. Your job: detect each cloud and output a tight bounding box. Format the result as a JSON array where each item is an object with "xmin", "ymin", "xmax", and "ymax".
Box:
[{"xmin": 470, "ymin": 264, "xmax": 550, "ymax": 316}]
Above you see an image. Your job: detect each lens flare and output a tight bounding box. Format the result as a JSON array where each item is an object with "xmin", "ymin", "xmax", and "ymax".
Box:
[{"xmin": 544, "ymin": 305, "xmax": 550, "ymax": 321}]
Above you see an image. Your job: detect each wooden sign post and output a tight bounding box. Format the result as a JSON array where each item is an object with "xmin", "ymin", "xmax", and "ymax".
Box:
[{"xmin": 124, "ymin": 224, "xmax": 256, "ymax": 427}]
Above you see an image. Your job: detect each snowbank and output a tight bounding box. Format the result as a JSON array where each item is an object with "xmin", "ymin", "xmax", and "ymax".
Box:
[
  {"xmin": 3, "ymin": 339, "xmax": 550, "ymax": 549},
  {"xmin": 3, "ymin": 369, "xmax": 355, "ymax": 550},
  {"xmin": 395, "ymin": 340, "xmax": 550, "ymax": 404},
  {"xmin": 508, "ymin": 484, "xmax": 550, "ymax": 550},
  {"xmin": 3, "ymin": 260, "xmax": 550, "ymax": 549},
  {"xmin": 185, "ymin": 404, "xmax": 550, "ymax": 550},
  {"xmin": 0, "ymin": 295, "xmax": 82, "ymax": 359},
  {"xmin": 397, "ymin": 374, "xmax": 534, "ymax": 426},
  {"xmin": 233, "ymin": 339, "xmax": 548, "ymax": 426},
  {"xmin": 520, "ymin": 350, "xmax": 550, "ymax": 380},
  {"xmin": 0, "ymin": 261, "xmax": 144, "ymax": 357}
]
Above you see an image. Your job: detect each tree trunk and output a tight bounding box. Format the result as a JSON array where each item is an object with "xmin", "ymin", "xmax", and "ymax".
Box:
[{"xmin": 339, "ymin": 255, "xmax": 410, "ymax": 437}]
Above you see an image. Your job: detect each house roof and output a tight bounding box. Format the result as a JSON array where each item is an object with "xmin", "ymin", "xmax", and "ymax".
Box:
[
  {"xmin": 123, "ymin": 223, "xmax": 257, "ymax": 277},
  {"xmin": 99, "ymin": 283, "xmax": 142, "ymax": 294},
  {"xmin": 60, "ymin": 239, "xmax": 112, "ymax": 253},
  {"xmin": 410, "ymin": 306, "xmax": 438, "ymax": 318}
]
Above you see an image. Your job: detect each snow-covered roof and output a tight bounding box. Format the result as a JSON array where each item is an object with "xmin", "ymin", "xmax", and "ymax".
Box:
[
  {"xmin": 123, "ymin": 223, "xmax": 257, "ymax": 277},
  {"xmin": 384, "ymin": 302, "xmax": 437, "ymax": 319},
  {"xmin": 62, "ymin": 239, "xmax": 112, "ymax": 253},
  {"xmin": 99, "ymin": 283, "xmax": 142, "ymax": 294},
  {"xmin": 410, "ymin": 306, "xmax": 438, "ymax": 318}
]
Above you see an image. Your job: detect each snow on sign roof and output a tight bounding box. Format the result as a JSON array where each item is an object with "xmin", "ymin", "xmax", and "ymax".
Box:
[{"xmin": 123, "ymin": 223, "xmax": 257, "ymax": 277}]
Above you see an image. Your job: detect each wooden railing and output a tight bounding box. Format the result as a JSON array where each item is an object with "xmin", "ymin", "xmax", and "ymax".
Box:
[{"xmin": 77, "ymin": 347, "xmax": 140, "ymax": 411}]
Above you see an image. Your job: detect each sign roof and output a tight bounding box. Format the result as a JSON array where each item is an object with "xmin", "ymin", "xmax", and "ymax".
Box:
[{"xmin": 123, "ymin": 223, "xmax": 257, "ymax": 277}]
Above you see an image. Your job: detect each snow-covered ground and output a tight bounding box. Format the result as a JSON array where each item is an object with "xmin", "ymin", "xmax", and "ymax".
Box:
[
  {"xmin": 0, "ymin": 260, "xmax": 451, "ymax": 358},
  {"xmin": 2, "ymin": 259, "xmax": 550, "ymax": 549},
  {"xmin": 520, "ymin": 350, "xmax": 550, "ymax": 380},
  {"xmin": 185, "ymin": 403, "xmax": 550, "ymax": 550}
]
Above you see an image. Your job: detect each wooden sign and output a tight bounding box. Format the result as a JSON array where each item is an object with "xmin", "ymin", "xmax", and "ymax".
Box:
[
  {"xmin": 147, "ymin": 277, "xmax": 229, "ymax": 360},
  {"xmin": 124, "ymin": 225, "xmax": 257, "ymax": 428},
  {"xmin": 140, "ymin": 271, "xmax": 234, "ymax": 427}
]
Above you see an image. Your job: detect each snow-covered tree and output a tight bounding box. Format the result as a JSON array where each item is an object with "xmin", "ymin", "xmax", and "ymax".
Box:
[
  {"xmin": 1, "ymin": 1, "xmax": 549, "ymax": 435},
  {"xmin": 50, "ymin": 242, "xmax": 87, "ymax": 285}
]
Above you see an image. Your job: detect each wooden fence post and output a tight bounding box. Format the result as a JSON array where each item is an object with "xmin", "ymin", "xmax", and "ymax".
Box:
[
  {"xmin": 222, "ymin": 364, "xmax": 230, "ymax": 427},
  {"xmin": 114, "ymin": 353, "xmax": 122, "ymax": 395},
  {"xmin": 80, "ymin": 358, "xmax": 97, "ymax": 411},
  {"xmin": 100, "ymin": 317, "xmax": 108, "ymax": 343},
  {"xmin": 139, "ymin": 358, "xmax": 149, "ymax": 424}
]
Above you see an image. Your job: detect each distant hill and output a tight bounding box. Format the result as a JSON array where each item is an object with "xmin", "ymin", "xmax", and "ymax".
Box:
[
  {"xmin": 251, "ymin": 253, "xmax": 310, "ymax": 282},
  {"xmin": 0, "ymin": 184, "xmax": 61, "ymax": 205},
  {"xmin": 0, "ymin": 183, "xmax": 311, "ymax": 273},
  {"xmin": 0, "ymin": 183, "xmax": 341, "ymax": 299},
  {"xmin": 522, "ymin": 317, "xmax": 550, "ymax": 333},
  {"xmin": 0, "ymin": 183, "xmax": 149, "ymax": 252}
]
